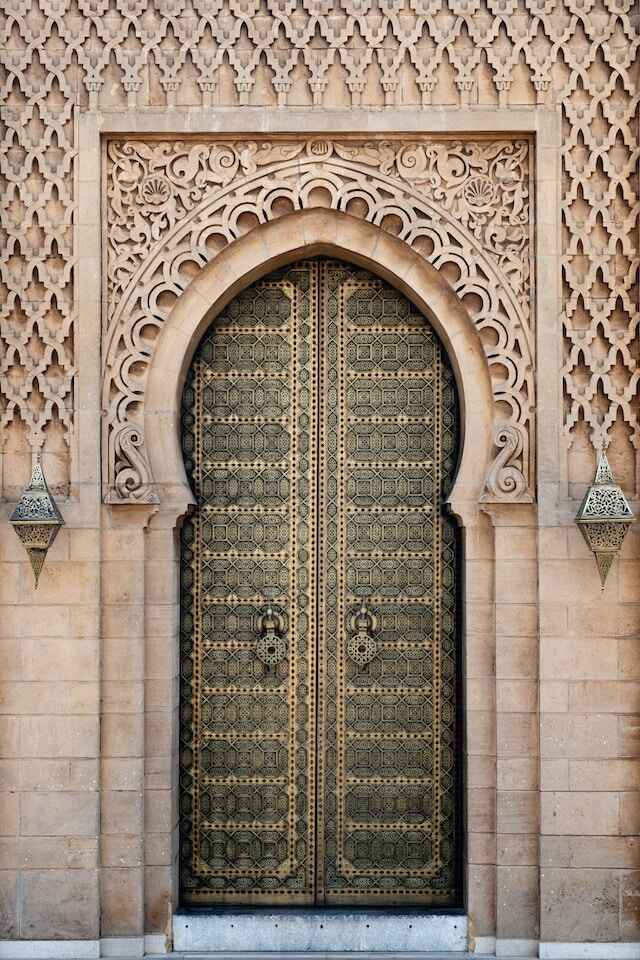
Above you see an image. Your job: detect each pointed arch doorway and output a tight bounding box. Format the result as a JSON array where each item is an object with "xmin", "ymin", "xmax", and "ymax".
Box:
[{"xmin": 179, "ymin": 257, "xmax": 461, "ymax": 907}]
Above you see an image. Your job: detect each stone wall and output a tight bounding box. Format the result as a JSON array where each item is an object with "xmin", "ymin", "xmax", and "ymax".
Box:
[{"xmin": 0, "ymin": 0, "xmax": 638, "ymax": 953}]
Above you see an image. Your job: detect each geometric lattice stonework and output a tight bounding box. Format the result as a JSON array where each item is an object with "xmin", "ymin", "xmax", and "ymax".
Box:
[{"xmin": 179, "ymin": 259, "xmax": 460, "ymax": 906}]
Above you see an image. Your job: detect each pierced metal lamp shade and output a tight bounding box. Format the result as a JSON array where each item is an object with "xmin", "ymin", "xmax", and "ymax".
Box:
[
  {"xmin": 576, "ymin": 451, "xmax": 633, "ymax": 589},
  {"xmin": 9, "ymin": 459, "xmax": 64, "ymax": 587}
]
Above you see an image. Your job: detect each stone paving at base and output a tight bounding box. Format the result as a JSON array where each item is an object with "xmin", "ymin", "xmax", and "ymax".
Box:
[{"xmin": 146, "ymin": 954, "xmax": 539, "ymax": 960}]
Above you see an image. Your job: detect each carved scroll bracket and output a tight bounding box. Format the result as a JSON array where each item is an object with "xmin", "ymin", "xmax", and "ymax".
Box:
[{"xmin": 103, "ymin": 137, "xmax": 535, "ymax": 505}]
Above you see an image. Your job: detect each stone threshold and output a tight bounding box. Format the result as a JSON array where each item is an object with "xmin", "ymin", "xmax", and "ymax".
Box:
[
  {"xmin": 173, "ymin": 910, "xmax": 467, "ymax": 954},
  {"xmin": 159, "ymin": 950, "xmax": 539, "ymax": 960}
]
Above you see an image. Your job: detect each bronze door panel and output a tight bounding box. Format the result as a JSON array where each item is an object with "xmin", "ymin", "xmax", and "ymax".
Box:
[
  {"xmin": 316, "ymin": 261, "xmax": 459, "ymax": 904},
  {"xmin": 180, "ymin": 265, "xmax": 319, "ymax": 904},
  {"xmin": 180, "ymin": 259, "xmax": 460, "ymax": 906}
]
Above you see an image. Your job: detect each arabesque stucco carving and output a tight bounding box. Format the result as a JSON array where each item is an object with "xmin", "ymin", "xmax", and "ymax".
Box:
[{"xmin": 103, "ymin": 136, "xmax": 535, "ymax": 504}]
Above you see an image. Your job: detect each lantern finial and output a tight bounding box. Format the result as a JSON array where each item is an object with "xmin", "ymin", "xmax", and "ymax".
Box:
[
  {"xmin": 9, "ymin": 456, "xmax": 64, "ymax": 588},
  {"xmin": 575, "ymin": 450, "xmax": 633, "ymax": 589}
]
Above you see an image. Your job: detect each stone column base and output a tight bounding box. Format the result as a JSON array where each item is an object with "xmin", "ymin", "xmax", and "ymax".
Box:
[{"xmin": 0, "ymin": 937, "xmax": 168, "ymax": 960}]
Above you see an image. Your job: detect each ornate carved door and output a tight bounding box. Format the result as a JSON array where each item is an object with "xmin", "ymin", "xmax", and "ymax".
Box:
[{"xmin": 179, "ymin": 259, "xmax": 460, "ymax": 908}]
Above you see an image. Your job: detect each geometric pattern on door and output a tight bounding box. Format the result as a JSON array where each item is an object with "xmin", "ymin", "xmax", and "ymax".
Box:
[{"xmin": 179, "ymin": 258, "xmax": 460, "ymax": 906}]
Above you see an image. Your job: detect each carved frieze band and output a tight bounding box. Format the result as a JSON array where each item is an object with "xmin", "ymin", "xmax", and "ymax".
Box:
[{"xmin": 103, "ymin": 136, "xmax": 534, "ymax": 504}]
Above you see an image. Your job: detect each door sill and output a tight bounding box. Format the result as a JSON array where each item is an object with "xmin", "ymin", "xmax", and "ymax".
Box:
[{"xmin": 172, "ymin": 909, "xmax": 467, "ymax": 953}]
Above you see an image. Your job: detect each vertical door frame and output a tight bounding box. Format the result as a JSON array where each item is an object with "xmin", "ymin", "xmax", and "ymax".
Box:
[{"xmin": 141, "ymin": 209, "xmax": 496, "ymax": 927}]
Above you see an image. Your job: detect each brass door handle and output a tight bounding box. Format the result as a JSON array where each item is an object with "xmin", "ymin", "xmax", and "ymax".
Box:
[
  {"xmin": 347, "ymin": 603, "xmax": 378, "ymax": 665},
  {"xmin": 255, "ymin": 605, "xmax": 288, "ymax": 666}
]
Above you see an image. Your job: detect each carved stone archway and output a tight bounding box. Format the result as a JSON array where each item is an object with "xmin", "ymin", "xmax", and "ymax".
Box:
[
  {"xmin": 103, "ymin": 136, "xmax": 535, "ymax": 506},
  {"xmin": 143, "ymin": 210, "xmax": 494, "ymax": 517}
]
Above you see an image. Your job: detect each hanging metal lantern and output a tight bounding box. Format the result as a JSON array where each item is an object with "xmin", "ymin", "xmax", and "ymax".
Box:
[
  {"xmin": 575, "ymin": 450, "xmax": 633, "ymax": 589},
  {"xmin": 9, "ymin": 457, "xmax": 64, "ymax": 588}
]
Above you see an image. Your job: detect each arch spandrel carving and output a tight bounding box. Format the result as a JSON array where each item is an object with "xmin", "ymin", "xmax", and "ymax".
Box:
[{"xmin": 103, "ymin": 136, "xmax": 535, "ymax": 505}]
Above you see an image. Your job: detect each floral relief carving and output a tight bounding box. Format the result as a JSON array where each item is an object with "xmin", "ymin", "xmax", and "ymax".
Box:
[
  {"xmin": 103, "ymin": 136, "xmax": 534, "ymax": 505},
  {"xmin": 107, "ymin": 140, "xmax": 305, "ymax": 300},
  {"xmin": 333, "ymin": 140, "xmax": 531, "ymax": 305}
]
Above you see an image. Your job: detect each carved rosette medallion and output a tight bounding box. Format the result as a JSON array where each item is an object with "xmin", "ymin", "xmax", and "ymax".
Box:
[{"xmin": 103, "ymin": 137, "xmax": 534, "ymax": 505}]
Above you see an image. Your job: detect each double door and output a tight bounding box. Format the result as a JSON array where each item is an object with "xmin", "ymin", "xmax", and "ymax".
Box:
[{"xmin": 179, "ymin": 258, "xmax": 460, "ymax": 906}]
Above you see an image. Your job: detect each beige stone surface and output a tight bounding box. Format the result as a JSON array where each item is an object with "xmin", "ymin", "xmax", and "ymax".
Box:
[
  {"xmin": 540, "ymin": 634, "xmax": 619, "ymax": 681},
  {"xmin": 569, "ymin": 760, "xmax": 640, "ymax": 792},
  {"xmin": 569, "ymin": 681, "xmax": 640, "ymax": 714},
  {"xmin": 541, "ymin": 714, "xmax": 619, "ymax": 760},
  {"xmin": 497, "ymin": 759, "xmax": 538, "ymax": 792},
  {"xmin": 0, "ymin": 682, "xmax": 98, "ymax": 716},
  {"xmin": 620, "ymin": 792, "xmax": 640, "ymax": 835},
  {"xmin": 20, "ymin": 793, "xmax": 99, "ymax": 837},
  {"xmin": 19, "ymin": 717, "xmax": 99, "ymax": 759},
  {"xmin": 17, "ymin": 838, "xmax": 98, "ymax": 871},
  {"xmin": 497, "ymin": 714, "xmax": 538, "ymax": 759},
  {"xmin": 19, "ymin": 760, "xmax": 98, "ymax": 793},
  {"xmin": 143, "ymin": 833, "xmax": 173, "ymax": 868},
  {"xmin": 468, "ymin": 788, "xmax": 497, "ymax": 835},
  {"xmin": 541, "ymin": 792, "xmax": 620, "ymax": 837},
  {"xmin": 0, "ymin": 762, "xmax": 19, "ymax": 792},
  {"xmin": 498, "ymin": 836, "xmax": 538, "ymax": 867},
  {"xmin": 619, "ymin": 639, "xmax": 640, "ymax": 679},
  {"xmin": 20, "ymin": 870, "xmax": 100, "ymax": 939},
  {"xmin": 468, "ymin": 863, "xmax": 497, "ymax": 937},
  {"xmin": 495, "ymin": 604, "xmax": 538, "ymax": 639},
  {"xmin": 541, "ymin": 760, "xmax": 570, "ymax": 792},
  {"xmin": 497, "ymin": 866, "xmax": 539, "ymax": 939},
  {"xmin": 0, "ymin": 794, "xmax": 18, "ymax": 838},
  {"xmin": 100, "ymin": 835, "xmax": 143, "ymax": 869},
  {"xmin": 540, "ymin": 682, "xmax": 569, "ymax": 713},
  {"xmin": 496, "ymin": 635, "xmax": 537, "ymax": 679},
  {"xmin": 0, "ymin": 871, "xmax": 18, "ymax": 938},
  {"xmin": 101, "ymin": 759, "xmax": 143, "ymax": 793},
  {"xmin": 497, "ymin": 680, "xmax": 537, "ymax": 714},
  {"xmin": 0, "ymin": 719, "xmax": 20, "ymax": 759},
  {"xmin": 541, "ymin": 837, "xmax": 640, "ymax": 870},
  {"xmin": 540, "ymin": 868, "xmax": 625, "ymax": 943},
  {"xmin": 101, "ymin": 715, "xmax": 144, "ymax": 759},
  {"xmin": 20, "ymin": 636, "xmax": 99, "ymax": 682},
  {"xmin": 101, "ymin": 791, "xmax": 144, "ymax": 837},
  {"xmin": 496, "ymin": 791, "xmax": 539, "ymax": 835},
  {"xmin": 143, "ymin": 865, "xmax": 173, "ymax": 932},
  {"xmin": 619, "ymin": 717, "xmax": 640, "ymax": 758},
  {"xmin": 621, "ymin": 873, "xmax": 640, "ymax": 939},
  {"xmin": 101, "ymin": 868, "xmax": 144, "ymax": 936}
]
